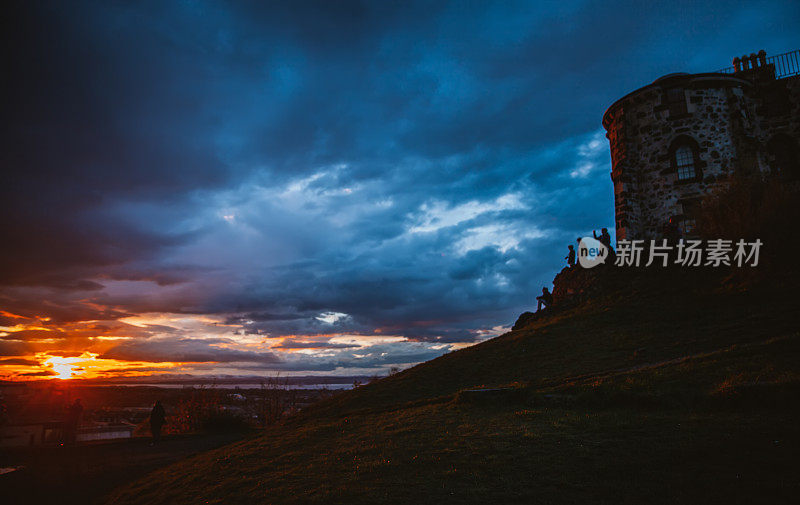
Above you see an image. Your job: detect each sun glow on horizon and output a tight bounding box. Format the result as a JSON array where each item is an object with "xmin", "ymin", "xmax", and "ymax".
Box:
[
  {"xmin": 0, "ymin": 312, "xmax": 475, "ymax": 382},
  {"xmin": 43, "ymin": 354, "xmax": 87, "ymax": 379},
  {"xmin": 26, "ymin": 352, "xmax": 181, "ymax": 381}
]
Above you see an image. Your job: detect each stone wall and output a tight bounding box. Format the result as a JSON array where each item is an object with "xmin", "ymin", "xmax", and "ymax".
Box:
[{"xmin": 603, "ymin": 61, "xmax": 800, "ymax": 242}]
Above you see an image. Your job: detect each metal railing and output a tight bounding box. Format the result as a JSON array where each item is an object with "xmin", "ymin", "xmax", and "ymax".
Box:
[
  {"xmin": 770, "ymin": 49, "xmax": 800, "ymax": 78},
  {"xmin": 713, "ymin": 49, "xmax": 800, "ymax": 79},
  {"xmin": 713, "ymin": 65, "xmax": 736, "ymax": 74}
]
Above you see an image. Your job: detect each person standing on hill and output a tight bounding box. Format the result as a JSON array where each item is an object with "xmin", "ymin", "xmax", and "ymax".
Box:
[
  {"xmin": 565, "ymin": 244, "xmax": 576, "ymax": 267},
  {"xmin": 594, "ymin": 228, "xmax": 616, "ymax": 262},
  {"xmin": 149, "ymin": 401, "xmax": 166, "ymax": 445},
  {"xmin": 64, "ymin": 398, "xmax": 83, "ymax": 445},
  {"xmin": 594, "ymin": 228, "xmax": 612, "ymax": 249}
]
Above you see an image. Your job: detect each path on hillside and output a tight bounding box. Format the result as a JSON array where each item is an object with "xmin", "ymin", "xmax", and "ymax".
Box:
[{"xmin": 537, "ymin": 333, "xmax": 797, "ymax": 389}]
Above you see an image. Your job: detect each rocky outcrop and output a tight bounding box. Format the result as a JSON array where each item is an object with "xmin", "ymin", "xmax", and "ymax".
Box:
[
  {"xmin": 511, "ymin": 311, "xmax": 537, "ymax": 331},
  {"xmin": 512, "ymin": 264, "xmax": 628, "ymax": 331},
  {"xmin": 552, "ymin": 265, "xmax": 607, "ymax": 306}
]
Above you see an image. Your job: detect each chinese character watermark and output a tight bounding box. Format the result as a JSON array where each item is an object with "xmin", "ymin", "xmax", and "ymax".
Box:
[{"xmin": 613, "ymin": 239, "xmax": 761, "ymax": 268}]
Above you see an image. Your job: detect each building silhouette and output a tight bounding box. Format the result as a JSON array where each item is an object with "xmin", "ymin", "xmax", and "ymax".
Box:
[{"xmin": 602, "ymin": 49, "xmax": 800, "ymax": 241}]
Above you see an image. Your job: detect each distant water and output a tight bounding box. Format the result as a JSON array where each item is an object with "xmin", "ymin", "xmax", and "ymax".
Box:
[{"xmin": 94, "ymin": 383, "xmax": 354, "ymax": 390}]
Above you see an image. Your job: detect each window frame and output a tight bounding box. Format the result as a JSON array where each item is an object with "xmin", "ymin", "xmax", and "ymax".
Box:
[
  {"xmin": 675, "ymin": 145, "xmax": 696, "ymax": 180},
  {"xmin": 666, "ymin": 87, "xmax": 688, "ymax": 117},
  {"xmin": 678, "ymin": 217, "xmax": 696, "ymax": 235},
  {"xmin": 668, "ymin": 136, "xmax": 703, "ymax": 184}
]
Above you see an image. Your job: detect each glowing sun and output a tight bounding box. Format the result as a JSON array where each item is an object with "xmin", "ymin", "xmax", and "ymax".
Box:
[{"xmin": 43, "ymin": 355, "xmax": 85, "ymax": 379}]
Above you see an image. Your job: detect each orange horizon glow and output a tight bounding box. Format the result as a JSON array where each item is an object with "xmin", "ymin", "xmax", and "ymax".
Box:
[
  {"xmin": 0, "ymin": 312, "xmax": 239, "ymax": 381},
  {"xmin": 1, "ymin": 351, "xmax": 186, "ymax": 382},
  {"xmin": 1, "ymin": 310, "xmax": 465, "ymax": 382}
]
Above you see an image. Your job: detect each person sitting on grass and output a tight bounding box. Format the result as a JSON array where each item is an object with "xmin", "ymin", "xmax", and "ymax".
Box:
[{"xmin": 536, "ymin": 287, "xmax": 553, "ymax": 311}]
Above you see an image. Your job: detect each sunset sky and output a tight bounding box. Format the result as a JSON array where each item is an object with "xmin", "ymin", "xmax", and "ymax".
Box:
[{"xmin": 2, "ymin": 0, "xmax": 797, "ymax": 380}]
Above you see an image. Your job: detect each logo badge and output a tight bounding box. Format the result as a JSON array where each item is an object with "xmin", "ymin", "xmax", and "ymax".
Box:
[{"xmin": 578, "ymin": 237, "xmax": 608, "ymax": 269}]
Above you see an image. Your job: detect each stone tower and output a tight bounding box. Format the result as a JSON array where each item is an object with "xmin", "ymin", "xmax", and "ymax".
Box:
[{"xmin": 602, "ymin": 49, "xmax": 800, "ymax": 242}]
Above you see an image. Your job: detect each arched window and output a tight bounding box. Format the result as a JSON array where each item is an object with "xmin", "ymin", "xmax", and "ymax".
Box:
[
  {"xmin": 669, "ymin": 136, "xmax": 703, "ymax": 183},
  {"xmin": 675, "ymin": 145, "xmax": 696, "ymax": 180}
]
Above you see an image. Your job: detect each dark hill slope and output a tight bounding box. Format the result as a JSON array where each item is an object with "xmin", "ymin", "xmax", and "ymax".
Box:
[
  {"xmin": 107, "ymin": 269, "xmax": 800, "ymax": 505},
  {"xmin": 300, "ymin": 268, "xmax": 798, "ymax": 417}
]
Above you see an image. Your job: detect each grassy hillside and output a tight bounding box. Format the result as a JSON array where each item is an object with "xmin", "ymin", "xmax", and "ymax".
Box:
[{"xmin": 107, "ymin": 268, "xmax": 800, "ymax": 504}]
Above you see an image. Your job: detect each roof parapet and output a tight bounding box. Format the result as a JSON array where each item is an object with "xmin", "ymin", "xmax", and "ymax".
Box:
[{"xmin": 717, "ymin": 49, "xmax": 799, "ymax": 79}]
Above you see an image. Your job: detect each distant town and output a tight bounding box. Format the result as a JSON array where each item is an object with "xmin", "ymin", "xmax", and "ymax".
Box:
[{"xmin": 0, "ymin": 376, "xmax": 371, "ymax": 448}]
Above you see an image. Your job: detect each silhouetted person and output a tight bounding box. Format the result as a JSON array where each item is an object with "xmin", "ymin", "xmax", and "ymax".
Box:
[
  {"xmin": 594, "ymin": 227, "xmax": 616, "ymax": 261},
  {"xmin": 594, "ymin": 228, "xmax": 612, "ymax": 248},
  {"xmin": 536, "ymin": 287, "xmax": 553, "ymax": 311},
  {"xmin": 565, "ymin": 245, "xmax": 576, "ymax": 267},
  {"xmin": 64, "ymin": 399, "xmax": 83, "ymax": 445},
  {"xmin": 150, "ymin": 401, "xmax": 166, "ymax": 445}
]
